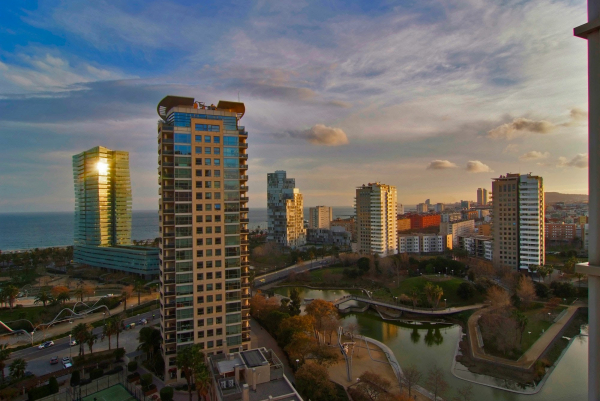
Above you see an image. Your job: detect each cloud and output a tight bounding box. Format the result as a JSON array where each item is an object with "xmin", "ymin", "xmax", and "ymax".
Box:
[
  {"xmin": 466, "ymin": 160, "xmax": 493, "ymax": 173},
  {"xmin": 558, "ymin": 154, "xmax": 588, "ymax": 169},
  {"xmin": 292, "ymin": 124, "xmax": 349, "ymax": 146},
  {"xmin": 426, "ymin": 160, "xmax": 458, "ymax": 170},
  {"xmin": 503, "ymin": 144, "xmax": 519, "ymax": 154},
  {"xmin": 519, "ymin": 151, "xmax": 549, "ymax": 160},
  {"xmin": 487, "ymin": 118, "xmax": 555, "ymax": 139},
  {"xmin": 560, "ymin": 107, "xmax": 588, "ymax": 127}
]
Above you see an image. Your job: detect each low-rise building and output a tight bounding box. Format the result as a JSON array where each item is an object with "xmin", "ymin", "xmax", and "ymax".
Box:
[
  {"xmin": 306, "ymin": 227, "xmax": 351, "ymax": 248},
  {"xmin": 207, "ymin": 347, "xmax": 303, "ymax": 401},
  {"xmin": 408, "ymin": 213, "xmax": 441, "ymax": 230},
  {"xmin": 545, "ymin": 223, "xmax": 585, "ymax": 243},
  {"xmin": 440, "ymin": 220, "xmax": 475, "ymax": 247},
  {"xmin": 460, "ymin": 235, "xmax": 493, "ymax": 260},
  {"xmin": 398, "ymin": 233, "xmax": 452, "ymax": 253},
  {"xmin": 331, "ymin": 217, "xmax": 356, "ymax": 241},
  {"xmin": 462, "ymin": 210, "xmax": 479, "ymax": 220},
  {"xmin": 397, "ymin": 217, "xmax": 411, "ymax": 232},
  {"xmin": 441, "ymin": 212, "xmax": 462, "ymax": 223}
]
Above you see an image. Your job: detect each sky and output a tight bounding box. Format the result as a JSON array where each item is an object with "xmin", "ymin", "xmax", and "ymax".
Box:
[{"xmin": 0, "ymin": 0, "xmax": 591, "ymax": 212}]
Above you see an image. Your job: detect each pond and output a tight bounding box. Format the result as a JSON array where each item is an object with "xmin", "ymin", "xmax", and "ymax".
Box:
[{"xmin": 273, "ymin": 287, "xmax": 588, "ymax": 400}]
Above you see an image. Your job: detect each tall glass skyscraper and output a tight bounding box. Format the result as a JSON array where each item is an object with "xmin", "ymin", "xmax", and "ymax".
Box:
[
  {"xmin": 72, "ymin": 146, "xmax": 158, "ymax": 277},
  {"xmin": 156, "ymin": 96, "xmax": 250, "ymax": 381}
]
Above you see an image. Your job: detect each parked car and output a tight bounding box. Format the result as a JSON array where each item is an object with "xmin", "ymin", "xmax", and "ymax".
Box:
[
  {"xmin": 70, "ymin": 340, "xmax": 78, "ymax": 346},
  {"xmin": 62, "ymin": 357, "xmax": 72, "ymax": 368},
  {"xmin": 50, "ymin": 357, "xmax": 58, "ymax": 365},
  {"xmin": 61, "ymin": 357, "xmax": 70, "ymax": 364}
]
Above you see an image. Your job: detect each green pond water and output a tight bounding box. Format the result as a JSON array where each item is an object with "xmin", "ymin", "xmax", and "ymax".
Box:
[{"xmin": 273, "ymin": 287, "xmax": 588, "ymax": 400}]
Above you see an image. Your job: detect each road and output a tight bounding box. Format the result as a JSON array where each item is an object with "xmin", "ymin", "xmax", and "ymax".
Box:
[
  {"xmin": 254, "ymin": 256, "xmax": 333, "ymax": 287},
  {"xmin": 7, "ymin": 309, "xmax": 159, "ymax": 377}
]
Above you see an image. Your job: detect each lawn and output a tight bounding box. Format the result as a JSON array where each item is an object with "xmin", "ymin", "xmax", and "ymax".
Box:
[{"xmin": 519, "ymin": 306, "xmax": 567, "ymax": 355}]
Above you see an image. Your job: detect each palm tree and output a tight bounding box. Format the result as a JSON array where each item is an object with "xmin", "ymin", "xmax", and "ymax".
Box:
[
  {"xmin": 194, "ymin": 363, "xmax": 212, "ymax": 401},
  {"xmin": 56, "ymin": 291, "xmax": 71, "ymax": 304},
  {"xmin": 34, "ymin": 291, "xmax": 52, "ymax": 307},
  {"xmin": 104, "ymin": 317, "xmax": 118, "ymax": 350},
  {"xmin": 115, "ymin": 314, "xmax": 124, "ymax": 348},
  {"xmin": 432, "ymin": 286, "xmax": 444, "ymax": 308},
  {"xmin": 133, "ymin": 281, "xmax": 145, "ymax": 306},
  {"xmin": 177, "ymin": 345, "xmax": 206, "ymax": 401},
  {"xmin": 72, "ymin": 323, "xmax": 91, "ymax": 357},
  {"xmin": 86, "ymin": 332, "xmax": 97, "ymax": 355},
  {"xmin": 408, "ymin": 288, "xmax": 420, "ymax": 308},
  {"xmin": 8, "ymin": 358, "xmax": 26, "ymax": 380},
  {"xmin": 73, "ymin": 287, "xmax": 85, "ymax": 302},
  {"xmin": 138, "ymin": 327, "xmax": 161, "ymax": 361},
  {"xmin": 3, "ymin": 286, "xmax": 19, "ymax": 310},
  {"xmin": 0, "ymin": 344, "xmax": 11, "ymax": 383}
]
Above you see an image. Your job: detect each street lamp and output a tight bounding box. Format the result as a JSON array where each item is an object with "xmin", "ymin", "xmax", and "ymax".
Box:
[
  {"xmin": 295, "ymin": 359, "xmax": 299, "ymax": 369},
  {"xmin": 69, "ymin": 334, "xmax": 72, "ymax": 360},
  {"xmin": 444, "ymin": 298, "xmax": 447, "ymax": 308},
  {"xmin": 30, "ymin": 331, "xmax": 34, "ymax": 346}
]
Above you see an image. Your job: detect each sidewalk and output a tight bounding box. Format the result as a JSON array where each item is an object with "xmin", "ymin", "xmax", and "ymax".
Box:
[
  {"xmin": 250, "ymin": 317, "xmax": 295, "ymax": 383},
  {"xmin": 467, "ymin": 303, "xmax": 581, "ymax": 369}
]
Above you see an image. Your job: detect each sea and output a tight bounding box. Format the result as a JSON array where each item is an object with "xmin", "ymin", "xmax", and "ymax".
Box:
[{"xmin": 0, "ymin": 206, "xmax": 359, "ymax": 251}]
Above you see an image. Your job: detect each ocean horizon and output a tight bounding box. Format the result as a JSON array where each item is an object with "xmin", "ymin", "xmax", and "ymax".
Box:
[{"xmin": 0, "ymin": 206, "xmax": 372, "ymax": 251}]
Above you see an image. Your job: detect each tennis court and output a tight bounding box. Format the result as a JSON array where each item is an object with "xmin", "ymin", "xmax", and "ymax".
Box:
[{"xmin": 81, "ymin": 384, "xmax": 135, "ymax": 401}]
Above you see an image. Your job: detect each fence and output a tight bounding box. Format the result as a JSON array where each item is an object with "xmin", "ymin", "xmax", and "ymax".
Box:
[{"xmin": 37, "ymin": 372, "xmax": 134, "ymax": 401}]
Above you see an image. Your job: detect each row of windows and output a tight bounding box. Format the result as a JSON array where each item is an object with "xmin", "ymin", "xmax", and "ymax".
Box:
[
  {"xmin": 196, "ymin": 147, "xmax": 221, "ymax": 155},
  {"xmin": 195, "ymin": 170, "xmax": 221, "ymax": 177},
  {"xmin": 194, "ymin": 124, "xmax": 221, "ymax": 133},
  {"xmin": 195, "ymin": 204, "xmax": 222, "ymax": 212},
  {"xmin": 198, "ymin": 317, "xmax": 223, "ymax": 326},
  {"xmin": 197, "ymin": 294, "xmax": 224, "ymax": 303},
  {"xmin": 196, "ymin": 158, "xmax": 241, "ymax": 168},
  {"xmin": 167, "ymin": 113, "xmax": 236, "ymax": 130}
]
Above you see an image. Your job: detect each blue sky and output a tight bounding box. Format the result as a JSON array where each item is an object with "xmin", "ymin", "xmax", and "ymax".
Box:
[{"xmin": 0, "ymin": 0, "xmax": 591, "ymax": 212}]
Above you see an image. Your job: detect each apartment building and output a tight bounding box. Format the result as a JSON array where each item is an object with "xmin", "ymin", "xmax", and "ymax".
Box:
[
  {"xmin": 434, "ymin": 203, "xmax": 445, "ymax": 213},
  {"xmin": 397, "ymin": 217, "xmax": 411, "ymax": 232},
  {"xmin": 308, "ymin": 206, "xmax": 333, "ymax": 229},
  {"xmin": 72, "ymin": 146, "xmax": 158, "ymax": 278},
  {"xmin": 439, "ymin": 220, "xmax": 475, "ymax": 247},
  {"xmin": 267, "ymin": 171, "xmax": 306, "ymax": 248},
  {"xmin": 462, "ymin": 210, "xmax": 479, "ymax": 220},
  {"xmin": 408, "ymin": 214, "xmax": 441, "ymax": 229},
  {"xmin": 461, "ymin": 200, "xmax": 471, "ymax": 209},
  {"xmin": 477, "ymin": 188, "xmax": 489, "ymax": 205},
  {"xmin": 331, "ymin": 217, "xmax": 356, "ymax": 241},
  {"xmin": 416, "ymin": 203, "xmax": 428, "ymax": 213},
  {"xmin": 398, "ymin": 234, "xmax": 452, "ymax": 253},
  {"xmin": 156, "ymin": 96, "xmax": 251, "ymax": 381},
  {"xmin": 492, "ymin": 173, "xmax": 545, "ymax": 270},
  {"xmin": 441, "ymin": 212, "xmax": 462, "ymax": 223},
  {"xmin": 545, "ymin": 223, "xmax": 584, "ymax": 243},
  {"xmin": 460, "ymin": 235, "xmax": 493, "ymax": 261},
  {"xmin": 355, "ymin": 183, "xmax": 398, "ymax": 256}
]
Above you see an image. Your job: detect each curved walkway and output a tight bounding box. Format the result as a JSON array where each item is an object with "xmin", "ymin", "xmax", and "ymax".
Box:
[
  {"xmin": 466, "ymin": 303, "xmax": 582, "ymax": 369},
  {"xmin": 333, "ymin": 295, "xmax": 485, "ymax": 316}
]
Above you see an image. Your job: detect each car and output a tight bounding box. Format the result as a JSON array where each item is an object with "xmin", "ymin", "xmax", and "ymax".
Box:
[
  {"xmin": 50, "ymin": 357, "xmax": 58, "ymax": 365},
  {"xmin": 138, "ymin": 318, "xmax": 148, "ymax": 325},
  {"xmin": 62, "ymin": 357, "xmax": 70, "ymax": 364},
  {"xmin": 44, "ymin": 341, "xmax": 55, "ymax": 348},
  {"xmin": 69, "ymin": 340, "xmax": 78, "ymax": 346}
]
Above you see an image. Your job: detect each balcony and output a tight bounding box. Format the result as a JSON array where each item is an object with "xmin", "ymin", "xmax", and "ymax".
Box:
[
  {"xmin": 240, "ymin": 185, "xmax": 249, "ymax": 192},
  {"xmin": 161, "ymin": 149, "xmax": 174, "ymax": 155},
  {"xmin": 163, "ymin": 279, "xmax": 176, "ymax": 284},
  {"xmin": 163, "ymin": 197, "xmax": 175, "ymax": 202},
  {"xmin": 163, "ymin": 267, "xmax": 175, "ymax": 273},
  {"xmin": 163, "ymin": 255, "xmax": 175, "ymax": 261},
  {"xmin": 163, "ymin": 221, "xmax": 175, "ymax": 227},
  {"xmin": 165, "ymin": 338, "xmax": 177, "ymax": 344},
  {"xmin": 241, "ymin": 229, "xmax": 249, "ymax": 234},
  {"xmin": 165, "ymin": 349, "xmax": 177, "ymax": 356},
  {"xmin": 240, "ymin": 207, "xmax": 249, "ymax": 212},
  {"xmin": 161, "ymin": 139, "xmax": 174, "ymax": 144},
  {"xmin": 239, "ymin": 154, "xmax": 248, "ymax": 160},
  {"xmin": 239, "ymin": 165, "xmax": 248, "ymax": 170},
  {"xmin": 238, "ymin": 143, "xmax": 248, "ymax": 148},
  {"xmin": 163, "ymin": 185, "xmax": 175, "ymax": 190},
  {"xmin": 240, "ymin": 175, "xmax": 248, "ymax": 180},
  {"xmin": 164, "ymin": 326, "xmax": 176, "ymax": 333},
  {"xmin": 162, "ymin": 162, "xmax": 174, "ymax": 167},
  {"xmin": 164, "ymin": 291, "xmax": 176, "ymax": 297},
  {"xmin": 240, "ymin": 197, "xmax": 249, "ymax": 202},
  {"xmin": 163, "ymin": 209, "xmax": 175, "ymax": 214}
]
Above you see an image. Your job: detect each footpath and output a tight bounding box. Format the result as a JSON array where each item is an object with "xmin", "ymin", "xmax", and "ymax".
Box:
[{"xmin": 467, "ymin": 303, "xmax": 582, "ymax": 369}]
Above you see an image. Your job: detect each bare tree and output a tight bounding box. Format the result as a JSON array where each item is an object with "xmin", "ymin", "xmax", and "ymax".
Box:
[
  {"xmin": 426, "ymin": 365, "xmax": 448, "ymax": 400},
  {"xmin": 516, "ymin": 276, "xmax": 537, "ymax": 307},
  {"xmin": 402, "ymin": 364, "xmax": 422, "ymax": 398},
  {"xmin": 453, "ymin": 384, "xmax": 474, "ymax": 401},
  {"xmin": 486, "ymin": 286, "xmax": 510, "ymax": 307}
]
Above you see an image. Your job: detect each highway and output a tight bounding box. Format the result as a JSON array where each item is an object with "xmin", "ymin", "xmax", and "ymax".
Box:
[{"xmin": 7, "ymin": 309, "xmax": 159, "ymax": 374}]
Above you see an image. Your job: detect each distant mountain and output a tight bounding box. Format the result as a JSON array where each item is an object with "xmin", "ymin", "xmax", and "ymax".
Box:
[{"xmin": 545, "ymin": 192, "xmax": 588, "ymax": 204}]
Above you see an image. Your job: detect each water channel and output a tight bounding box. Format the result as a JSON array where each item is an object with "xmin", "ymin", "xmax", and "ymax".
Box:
[{"xmin": 272, "ymin": 287, "xmax": 588, "ymax": 400}]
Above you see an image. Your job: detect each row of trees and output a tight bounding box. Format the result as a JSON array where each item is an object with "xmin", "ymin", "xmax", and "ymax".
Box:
[{"xmin": 0, "ymin": 247, "xmax": 73, "ymax": 270}]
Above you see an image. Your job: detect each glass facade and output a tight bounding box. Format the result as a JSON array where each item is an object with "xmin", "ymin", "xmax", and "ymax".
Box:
[{"xmin": 72, "ymin": 146, "xmax": 158, "ymax": 277}]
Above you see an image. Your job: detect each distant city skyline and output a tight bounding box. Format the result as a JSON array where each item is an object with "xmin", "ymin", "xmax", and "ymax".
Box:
[{"xmin": 0, "ymin": 1, "xmax": 590, "ymax": 213}]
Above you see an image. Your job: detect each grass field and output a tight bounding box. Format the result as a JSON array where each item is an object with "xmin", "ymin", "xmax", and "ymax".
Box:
[
  {"xmin": 381, "ymin": 276, "xmax": 486, "ymax": 307},
  {"xmin": 82, "ymin": 384, "xmax": 135, "ymax": 401}
]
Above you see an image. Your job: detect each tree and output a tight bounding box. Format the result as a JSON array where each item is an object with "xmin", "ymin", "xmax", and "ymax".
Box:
[
  {"xmin": 138, "ymin": 327, "xmax": 161, "ymax": 362},
  {"xmin": 453, "ymin": 384, "xmax": 474, "ymax": 401},
  {"xmin": 133, "ymin": 281, "xmax": 145, "ymax": 306},
  {"xmin": 160, "ymin": 387, "xmax": 174, "ymax": 401},
  {"xmin": 562, "ymin": 257, "xmax": 577, "ymax": 274},
  {"xmin": 86, "ymin": 332, "xmax": 97, "ymax": 355},
  {"xmin": 278, "ymin": 315, "xmax": 314, "ymax": 346},
  {"xmin": 72, "ymin": 323, "xmax": 91, "ymax": 357},
  {"xmin": 284, "ymin": 333, "xmax": 315, "ymax": 364},
  {"xmin": 402, "ymin": 364, "xmax": 422, "ymax": 398},
  {"xmin": 194, "ymin": 362, "xmax": 212, "ymax": 401},
  {"xmin": 50, "ymin": 286, "xmax": 69, "ymax": 298},
  {"xmin": 3, "ymin": 286, "xmax": 19, "ymax": 310},
  {"xmin": 34, "ymin": 291, "xmax": 52, "ymax": 307},
  {"xmin": 486, "ymin": 286, "xmax": 510, "ymax": 307},
  {"xmin": 70, "ymin": 370, "xmax": 80, "ymax": 387},
  {"xmin": 8, "ymin": 358, "xmax": 26, "ymax": 380},
  {"xmin": 83, "ymin": 285, "xmax": 95, "ymax": 300},
  {"xmin": 305, "ymin": 299, "xmax": 338, "ymax": 340},
  {"xmin": 516, "ymin": 276, "xmax": 537, "ymax": 307},
  {"xmin": 357, "ymin": 257, "xmax": 371, "ymax": 274},
  {"xmin": 456, "ymin": 282, "xmax": 476, "ymax": 300},
  {"xmin": 176, "ymin": 344, "xmax": 206, "ymax": 401},
  {"xmin": 73, "ymin": 287, "xmax": 85, "ymax": 302},
  {"xmin": 103, "ymin": 318, "xmax": 118, "ymax": 350},
  {"xmin": 537, "ymin": 265, "xmax": 548, "ymax": 283},
  {"xmin": 288, "ymin": 288, "xmax": 302, "ymax": 316},
  {"xmin": 56, "ymin": 291, "xmax": 71, "ymax": 304},
  {"xmin": 351, "ymin": 371, "xmax": 393, "ymax": 401},
  {"xmin": 408, "ymin": 288, "xmax": 420, "ymax": 308},
  {"xmin": 121, "ymin": 285, "xmax": 133, "ymax": 312},
  {"xmin": 0, "ymin": 344, "xmax": 11, "ymax": 383},
  {"xmin": 295, "ymin": 363, "xmax": 336, "ymax": 401},
  {"xmin": 432, "ymin": 285, "xmax": 444, "ymax": 308},
  {"xmin": 512, "ymin": 310, "xmax": 528, "ymax": 344},
  {"xmin": 311, "ymin": 344, "xmax": 341, "ymax": 367},
  {"xmin": 426, "ymin": 365, "xmax": 448, "ymax": 400}
]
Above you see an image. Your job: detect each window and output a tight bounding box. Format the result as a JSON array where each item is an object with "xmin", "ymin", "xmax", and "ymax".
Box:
[
  {"xmin": 214, "ymin": 193, "xmax": 221, "ymax": 200},
  {"xmin": 213, "ymin": 136, "xmax": 220, "ymax": 143},
  {"xmin": 206, "ymin": 261, "xmax": 213, "ymax": 268},
  {"xmin": 195, "ymin": 147, "xmax": 202, "ymax": 154},
  {"xmin": 216, "ymin": 271, "xmax": 222, "ymax": 278},
  {"xmin": 195, "ymin": 204, "xmax": 203, "ymax": 212},
  {"xmin": 196, "ymin": 227, "xmax": 203, "ymax": 234},
  {"xmin": 214, "ymin": 181, "xmax": 221, "ymax": 189},
  {"xmin": 175, "ymin": 145, "xmax": 191, "ymax": 155},
  {"xmin": 223, "ymin": 136, "xmax": 237, "ymax": 145},
  {"xmin": 215, "ymin": 238, "xmax": 222, "ymax": 245},
  {"xmin": 174, "ymin": 133, "xmax": 191, "ymax": 143},
  {"xmin": 204, "ymin": 135, "xmax": 211, "ymax": 143},
  {"xmin": 205, "ymin": 170, "xmax": 211, "ymax": 177},
  {"xmin": 196, "ymin": 193, "xmax": 203, "ymax": 200},
  {"xmin": 214, "ymin": 204, "xmax": 221, "ymax": 211},
  {"xmin": 175, "ymin": 157, "xmax": 192, "ymax": 167},
  {"xmin": 196, "ymin": 250, "xmax": 203, "ymax": 257},
  {"xmin": 205, "ymin": 158, "xmax": 211, "ymax": 166},
  {"xmin": 214, "ymin": 170, "xmax": 221, "ymax": 177},
  {"xmin": 214, "ymin": 159, "xmax": 221, "ymax": 166},
  {"xmin": 205, "ymin": 192, "xmax": 212, "ymax": 199},
  {"xmin": 196, "ymin": 239, "xmax": 203, "ymax": 246},
  {"xmin": 214, "ymin": 148, "xmax": 220, "ymax": 155},
  {"xmin": 206, "ymin": 284, "xmax": 213, "ymax": 291},
  {"xmin": 207, "ymin": 272, "xmax": 213, "ymax": 279},
  {"xmin": 195, "ymin": 170, "xmax": 202, "ymax": 176},
  {"xmin": 206, "ymin": 216, "xmax": 213, "ymax": 223},
  {"xmin": 196, "ymin": 262, "xmax": 203, "ymax": 269},
  {"xmin": 206, "ymin": 250, "xmax": 213, "ymax": 257},
  {"xmin": 196, "ymin": 181, "xmax": 202, "ymax": 188},
  {"xmin": 205, "ymin": 147, "xmax": 211, "ymax": 154},
  {"xmin": 206, "ymin": 238, "xmax": 213, "ymax": 246},
  {"xmin": 205, "ymin": 181, "xmax": 212, "ymax": 188},
  {"xmin": 205, "ymin": 204, "xmax": 212, "ymax": 212},
  {"xmin": 215, "ymin": 249, "xmax": 222, "ymax": 256},
  {"xmin": 215, "ymin": 261, "xmax": 222, "ymax": 268},
  {"xmin": 206, "ymin": 227, "xmax": 213, "ymax": 234},
  {"xmin": 195, "ymin": 158, "xmax": 202, "ymax": 165}
]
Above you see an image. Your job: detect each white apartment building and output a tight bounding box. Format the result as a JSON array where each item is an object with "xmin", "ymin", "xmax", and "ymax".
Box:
[
  {"xmin": 439, "ymin": 220, "xmax": 475, "ymax": 247},
  {"xmin": 434, "ymin": 203, "xmax": 445, "ymax": 213},
  {"xmin": 519, "ymin": 174, "xmax": 545, "ymax": 268},
  {"xmin": 356, "ymin": 183, "xmax": 398, "ymax": 256},
  {"xmin": 267, "ymin": 171, "xmax": 306, "ymax": 248},
  {"xmin": 398, "ymin": 234, "xmax": 452, "ymax": 253},
  {"xmin": 308, "ymin": 206, "xmax": 333, "ymax": 229},
  {"xmin": 460, "ymin": 235, "xmax": 493, "ymax": 261}
]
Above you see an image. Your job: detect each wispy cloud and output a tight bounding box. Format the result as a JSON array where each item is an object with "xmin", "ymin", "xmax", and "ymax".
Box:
[
  {"xmin": 466, "ymin": 160, "xmax": 493, "ymax": 173},
  {"xmin": 558, "ymin": 154, "xmax": 588, "ymax": 168},
  {"xmin": 519, "ymin": 151, "xmax": 549, "ymax": 160},
  {"xmin": 488, "ymin": 118, "xmax": 555, "ymax": 140},
  {"xmin": 290, "ymin": 124, "xmax": 349, "ymax": 146},
  {"xmin": 426, "ymin": 160, "xmax": 458, "ymax": 170}
]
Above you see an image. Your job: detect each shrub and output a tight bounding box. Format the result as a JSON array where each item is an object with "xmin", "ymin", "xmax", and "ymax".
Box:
[
  {"xmin": 114, "ymin": 348, "xmax": 126, "ymax": 361},
  {"xmin": 70, "ymin": 370, "xmax": 80, "ymax": 387},
  {"xmin": 342, "ymin": 268, "xmax": 360, "ymax": 279},
  {"xmin": 48, "ymin": 377, "xmax": 59, "ymax": 393},
  {"xmin": 105, "ymin": 366, "xmax": 124, "ymax": 375},
  {"xmin": 128, "ymin": 361, "xmax": 138, "ymax": 372},
  {"xmin": 534, "ymin": 282, "xmax": 550, "ymax": 298},
  {"xmin": 90, "ymin": 368, "xmax": 104, "ymax": 380},
  {"xmin": 357, "ymin": 257, "xmax": 370, "ymax": 274},
  {"xmin": 550, "ymin": 281, "xmax": 576, "ymax": 298},
  {"xmin": 141, "ymin": 373, "xmax": 153, "ymax": 388},
  {"xmin": 456, "ymin": 282, "xmax": 475, "ymax": 300},
  {"xmin": 160, "ymin": 387, "xmax": 174, "ymax": 401}
]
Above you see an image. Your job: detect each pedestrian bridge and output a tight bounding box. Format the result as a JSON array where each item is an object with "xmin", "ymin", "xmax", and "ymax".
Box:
[{"xmin": 332, "ymin": 294, "xmax": 485, "ymax": 316}]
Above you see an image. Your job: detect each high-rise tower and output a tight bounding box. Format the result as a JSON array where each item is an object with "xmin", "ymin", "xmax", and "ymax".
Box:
[
  {"xmin": 156, "ymin": 97, "xmax": 250, "ymax": 381},
  {"xmin": 477, "ymin": 188, "xmax": 488, "ymax": 205},
  {"xmin": 492, "ymin": 173, "xmax": 544, "ymax": 270},
  {"xmin": 355, "ymin": 183, "xmax": 398, "ymax": 256},
  {"xmin": 267, "ymin": 171, "xmax": 306, "ymax": 248},
  {"xmin": 308, "ymin": 206, "xmax": 333, "ymax": 229},
  {"xmin": 72, "ymin": 147, "xmax": 158, "ymax": 277}
]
